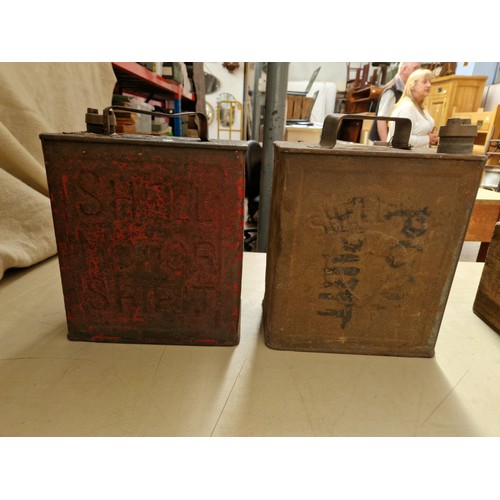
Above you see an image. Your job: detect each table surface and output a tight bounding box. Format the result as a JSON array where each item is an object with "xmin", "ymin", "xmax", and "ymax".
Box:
[
  {"xmin": 1, "ymin": 252, "xmax": 500, "ymax": 437},
  {"xmin": 476, "ymin": 187, "xmax": 500, "ymax": 202}
]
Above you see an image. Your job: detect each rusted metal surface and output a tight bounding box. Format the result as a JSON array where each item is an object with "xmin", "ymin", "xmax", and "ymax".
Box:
[
  {"xmin": 437, "ymin": 117, "xmax": 478, "ymax": 154},
  {"xmin": 263, "ymin": 139, "xmax": 485, "ymax": 357},
  {"xmin": 473, "ymin": 223, "xmax": 500, "ymax": 334},
  {"xmin": 85, "ymin": 108, "xmax": 116, "ymax": 134},
  {"xmin": 40, "ymin": 132, "xmax": 246, "ymax": 345}
]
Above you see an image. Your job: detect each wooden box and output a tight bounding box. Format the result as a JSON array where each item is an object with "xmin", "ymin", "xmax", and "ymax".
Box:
[
  {"xmin": 40, "ymin": 132, "xmax": 247, "ymax": 346},
  {"xmin": 263, "ymin": 141, "xmax": 485, "ymax": 357},
  {"xmin": 286, "ymin": 95, "xmax": 315, "ymax": 121},
  {"xmin": 473, "ymin": 223, "xmax": 500, "ymax": 334}
]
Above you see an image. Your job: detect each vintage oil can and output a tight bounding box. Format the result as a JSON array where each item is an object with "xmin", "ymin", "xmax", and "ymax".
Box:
[
  {"xmin": 473, "ymin": 223, "xmax": 500, "ymax": 334},
  {"xmin": 263, "ymin": 114, "xmax": 485, "ymax": 357},
  {"xmin": 40, "ymin": 107, "xmax": 247, "ymax": 346}
]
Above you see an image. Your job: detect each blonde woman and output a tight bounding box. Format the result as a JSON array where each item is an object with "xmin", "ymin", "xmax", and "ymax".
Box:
[{"xmin": 388, "ymin": 68, "xmax": 439, "ymax": 148}]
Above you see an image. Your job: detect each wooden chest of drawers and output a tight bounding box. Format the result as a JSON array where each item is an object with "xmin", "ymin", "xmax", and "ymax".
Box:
[{"xmin": 425, "ymin": 75, "xmax": 487, "ymax": 131}]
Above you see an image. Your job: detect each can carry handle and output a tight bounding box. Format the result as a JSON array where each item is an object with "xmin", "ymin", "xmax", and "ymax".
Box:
[
  {"xmin": 101, "ymin": 105, "xmax": 209, "ymax": 141},
  {"xmin": 319, "ymin": 113, "xmax": 412, "ymax": 150}
]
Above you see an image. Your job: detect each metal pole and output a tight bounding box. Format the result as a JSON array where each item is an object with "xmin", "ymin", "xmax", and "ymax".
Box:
[
  {"xmin": 257, "ymin": 62, "xmax": 289, "ymax": 252},
  {"xmin": 251, "ymin": 62, "xmax": 262, "ymax": 141}
]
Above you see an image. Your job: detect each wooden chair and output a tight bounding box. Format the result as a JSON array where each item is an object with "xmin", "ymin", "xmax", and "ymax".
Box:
[{"xmin": 483, "ymin": 138, "xmax": 500, "ymax": 192}]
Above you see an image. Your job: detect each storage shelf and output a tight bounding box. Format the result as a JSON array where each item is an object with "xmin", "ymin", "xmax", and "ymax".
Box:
[
  {"xmin": 112, "ymin": 62, "xmax": 195, "ymax": 137},
  {"xmin": 112, "ymin": 62, "xmax": 195, "ymax": 102}
]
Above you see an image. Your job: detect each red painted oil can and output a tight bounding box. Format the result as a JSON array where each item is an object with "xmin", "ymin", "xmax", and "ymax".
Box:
[
  {"xmin": 40, "ymin": 108, "xmax": 247, "ymax": 346},
  {"xmin": 263, "ymin": 115, "xmax": 486, "ymax": 357}
]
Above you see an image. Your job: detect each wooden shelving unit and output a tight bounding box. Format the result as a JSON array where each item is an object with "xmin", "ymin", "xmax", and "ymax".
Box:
[{"xmin": 345, "ymin": 86, "xmax": 382, "ymax": 114}]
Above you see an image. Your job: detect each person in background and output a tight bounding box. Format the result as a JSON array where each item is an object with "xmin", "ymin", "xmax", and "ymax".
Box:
[
  {"xmin": 387, "ymin": 68, "xmax": 439, "ymax": 148},
  {"xmin": 368, "ymin": 62, "xmax": 421, "ymax": 142}
]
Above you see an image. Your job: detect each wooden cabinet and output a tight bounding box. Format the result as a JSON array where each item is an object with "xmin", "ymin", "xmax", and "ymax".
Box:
[
  {"xmin": 284, "ymin": 125, "xmax": 322, "ymax": 142},
  {"xmin": 465, "ymin": 188, "xmax": 500, "ymax": 261},
  {"xmin": 425, "ymin": 75, "xmax": 487, "ymax": 130}
]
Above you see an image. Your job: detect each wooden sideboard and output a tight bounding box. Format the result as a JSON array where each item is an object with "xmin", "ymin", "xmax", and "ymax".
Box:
[
  {"xmin": 465, "ymin": 187, "xmax": 500, "ymax": 261},
  {"xmin": 284, "ymin": 124, "xmax": 322, "ymax": 142},
  {"xmin": 425, "ymin": 75, "xmax": 488, "ymax": 130}
]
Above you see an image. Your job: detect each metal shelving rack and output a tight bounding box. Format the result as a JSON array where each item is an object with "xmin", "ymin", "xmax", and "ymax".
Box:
[{"xmin": 112, "ymin": 62, "xmax": 196, "ymax": 137}]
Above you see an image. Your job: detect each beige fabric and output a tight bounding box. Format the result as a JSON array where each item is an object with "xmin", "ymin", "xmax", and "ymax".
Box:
[{"xmin": 0, "ymin": 62, "xmax": 116, "ymax": 279}]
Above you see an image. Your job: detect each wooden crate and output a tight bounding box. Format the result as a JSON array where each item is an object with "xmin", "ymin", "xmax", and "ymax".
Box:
[{"xmin": 286, "ymin": 95, "xmax": 315, "ymax": 121}]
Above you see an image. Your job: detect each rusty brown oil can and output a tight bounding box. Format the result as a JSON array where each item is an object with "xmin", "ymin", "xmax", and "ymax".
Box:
[
  {"xmin": 40, "ymin": 110, "xmax": 247, "ymax": 346},
  {"xmin": 473, "ymin": 223, "xmax": 500, "ymax": 334},
  {"xmin": 263, "ymin": 115, "xmax": 485, "ymax": 357}
]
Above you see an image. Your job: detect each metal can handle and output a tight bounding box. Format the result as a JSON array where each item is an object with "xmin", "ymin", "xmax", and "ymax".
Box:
[
  {"xmin": 319, "ymin": 113, "xmax": 412, "ymax": 150},
  {"xmin": 99, "ymin": 105, "xmax": 209, "ymax": 141}
]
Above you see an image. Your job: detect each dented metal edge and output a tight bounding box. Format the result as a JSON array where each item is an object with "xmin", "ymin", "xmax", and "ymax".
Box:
[
  {"xmin": 39, "ymin": 132, "xmax": 249, "ymax": 151},
  {"xmin": 273, "ymin": 140, "xmax": 487, "ymax": 162}
]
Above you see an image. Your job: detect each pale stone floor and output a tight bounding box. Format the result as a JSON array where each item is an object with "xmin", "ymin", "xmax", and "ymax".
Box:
[{"xmin": 459, "ymin": 241, "xmax": 481, "ymax": 262}]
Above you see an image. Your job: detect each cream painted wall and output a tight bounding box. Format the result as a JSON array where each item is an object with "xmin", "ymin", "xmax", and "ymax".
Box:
[
  {"xmin": 288, "ymin": 62, "xmax": 349, "ymax": 90},
  {"xmin": 483, "ymin": 83, "xmax": 500, "ymax": 111}
]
